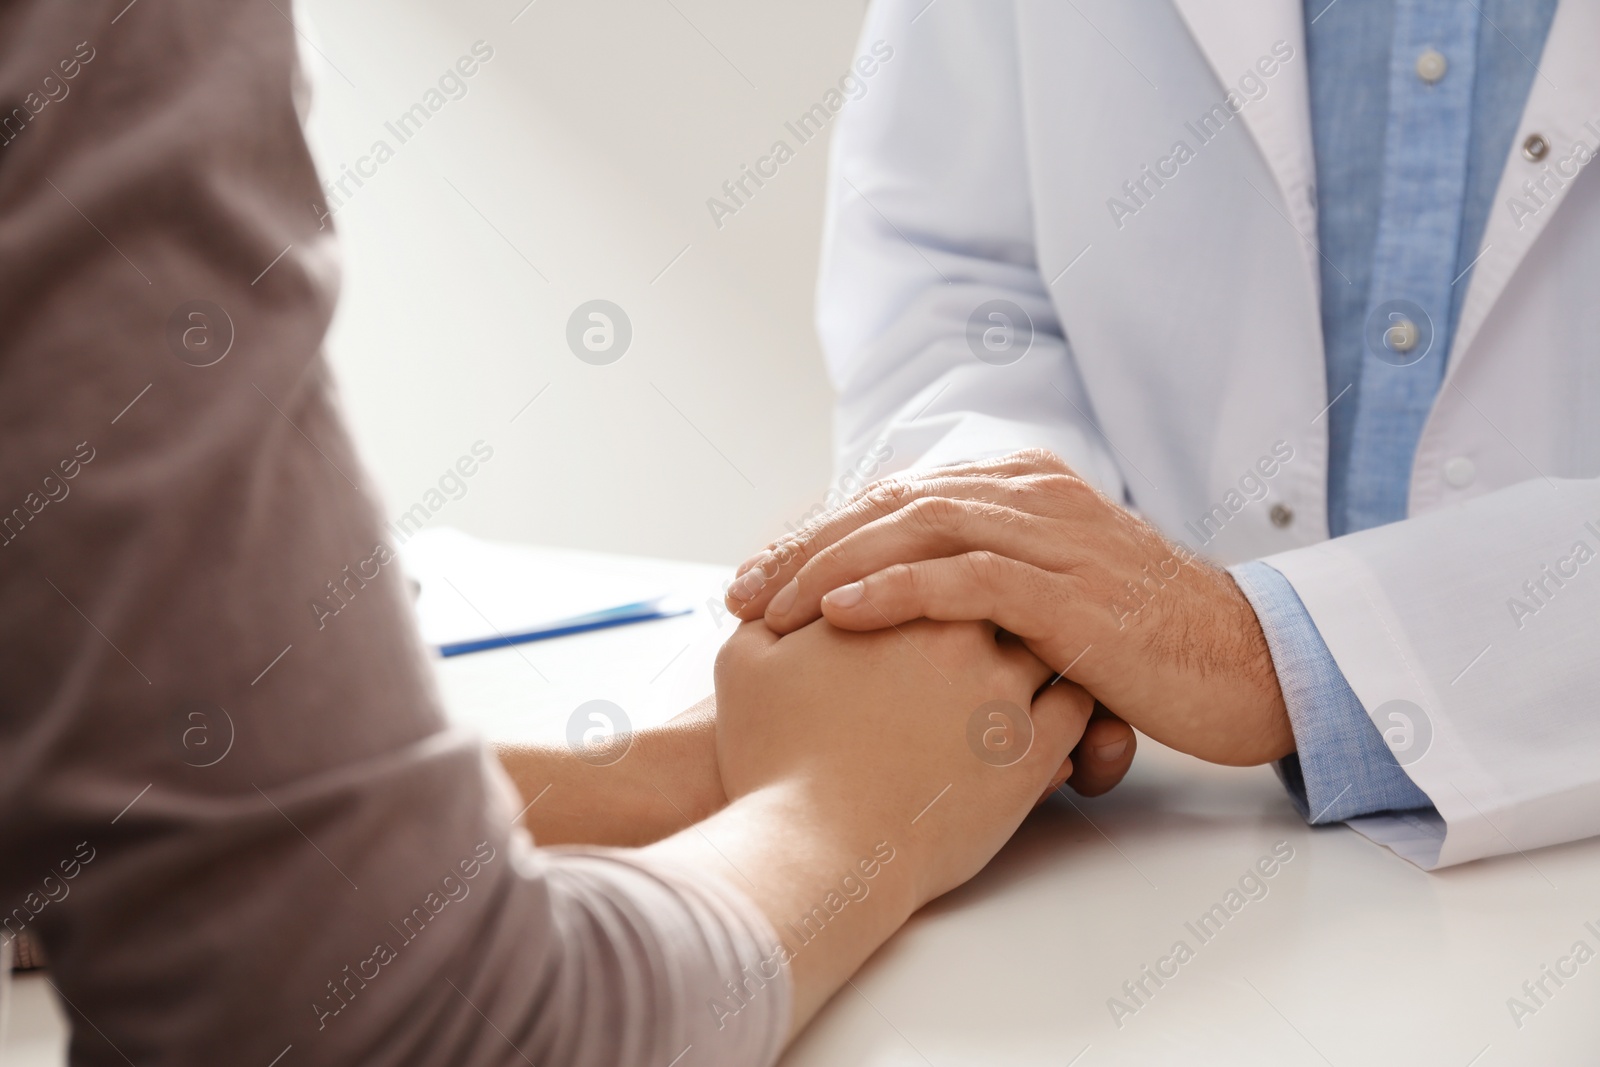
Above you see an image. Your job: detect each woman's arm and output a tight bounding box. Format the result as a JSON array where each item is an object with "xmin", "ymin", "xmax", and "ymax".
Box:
[
  {"xmin": 646, "ymin": 618, "xmax": 1095, "ymax": 1038},
  {"xmin": 494, "ymin": 695, "xmax": 726, "ymax": 846}
]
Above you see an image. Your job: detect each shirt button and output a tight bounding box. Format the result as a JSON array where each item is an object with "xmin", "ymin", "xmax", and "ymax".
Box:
[
  {"xmin": 1443, "ymin": 457, "xmax": 1476, "ymax": 488},
  {"xmin": 1269, "ymin": 503, "xmax": 1294, "ymax": 528},
  {"xmin": 1415, "ymin": 49, "xmax": 1447, "ymax": 83},
  {"xmin": 1384, "ymin": 317, "xmax": 1420, "ymax": 353},
  {"xmin": 1523, "ymin": 133, "xmax": 1550, "ymax": 161}
]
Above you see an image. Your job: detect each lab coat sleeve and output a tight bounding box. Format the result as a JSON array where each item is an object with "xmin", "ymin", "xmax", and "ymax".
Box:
[
  {"xmin": 1260, "ymin": 476, "xmax": 1600, "ymax": 868},
  {"xmin": 817, "ymin": 0, "xmax": 1126, "ymax": 496},
  {"xmin": 1230, "ymin": 560, "xmax": 1437, "ymax": 824}
]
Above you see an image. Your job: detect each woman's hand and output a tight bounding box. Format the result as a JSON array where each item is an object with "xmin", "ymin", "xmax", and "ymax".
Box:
[
  {"xmin": 649, "ymin": 616, "xmax": 1094, "ymax": 1036},
  {"xmin": 712, "ymin": 617, "xmax": 1093, "ymax": 910}
]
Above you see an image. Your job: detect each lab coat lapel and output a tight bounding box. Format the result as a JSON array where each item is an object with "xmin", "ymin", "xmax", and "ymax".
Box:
[
  {"xmin": 1448, "ymin": 0, "xmax": 1600, "ymax": 380},
  {"xmin": 1168, "ymin": 0, "xmax": 1318, "ymax": 246}
]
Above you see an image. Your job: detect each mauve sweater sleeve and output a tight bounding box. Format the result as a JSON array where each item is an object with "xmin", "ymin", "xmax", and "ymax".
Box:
[{"xmin": 0, "ymin": 2, "xmax": 789, "ymax": 1064}]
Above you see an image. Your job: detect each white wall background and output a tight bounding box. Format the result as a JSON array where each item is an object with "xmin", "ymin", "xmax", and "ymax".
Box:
[{"xmin": 299, "ymin": 0, "xmax": 867, "ymax": 564}]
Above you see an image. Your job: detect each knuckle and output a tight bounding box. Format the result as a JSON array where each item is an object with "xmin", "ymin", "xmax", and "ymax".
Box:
[
  {"xmin": 838, "ymin": 470, "xmax": 889, "ymax": 509},
  {"xmin": 1012, "ymin": 447, "xmax": 1069, "ymax": 473},
  {"xmin": 864, "ymin": 477, "xmax": 920, "ymax": 516},
  {"xmin": 1029, "ymin": 471, "xmax": 1101, "ymax": 518},
  {"xmin": 992, "ymin": 477, "xmax": 1036, "ymax": 511},
  {"xmin": 1034, "ymin": 473, "xmax": 1087, "ymax": 499},
  {"xmin": 763, "ymin": 533, "xmax": 815, "ymax": 577},
  {"xmin": 902, "ymin": 494, "xmax": 966, "ymax": 535},
  {"xmin": 774, "ymin": 537, "xmax": 810, "ymax": 572},
  {"xmin": 798, "ymin": 541, "xmax": 847, "ymax": 583},
  {"xmin": 964, "ymin": 549, "xmax": 1008, "ymax": 584},
  {"xmin": 885, "ymin": 559, "xmax": 922, "ymax": 593}
]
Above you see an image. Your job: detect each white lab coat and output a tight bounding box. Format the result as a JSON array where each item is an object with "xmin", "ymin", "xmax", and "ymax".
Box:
[{"xmin": 818, "ymin": 0, "xmax": 1600, "ymax": 868}]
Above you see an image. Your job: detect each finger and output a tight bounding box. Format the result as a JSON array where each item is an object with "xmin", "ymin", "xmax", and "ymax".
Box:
[
  {"xmin": 1063, "ymin": 710, "xmax": 1137, "ymax": 798},
  {"xmin": 725, "ymin": 456, "xmax": 1086, "ymax": 618},
  {"xmin": 1033, "ymin": 749, "xmax": 1076, "ymax": 807},
  {"xmin": 991, "ymin": 626, "xmax": 1058, "ymax": 692},
  {"xmin": 734, "ymin": 448, "xmax": 1082, "ymax": 584},
  {"xmin": 1021, "ymin": 680, "xmax": 1096, "ymax": 790},
  {"xmin": 869, "ymin": 449, "xmax": 1078, "ymax": 488},
  {"xmin": 726, "ymin": 477, "xmax": 1018, "ymax": 618},
  {"xmin": 819, "ymin": 553, "xmax": 1090, "ymax": 664},
  {"xmin": 763, "ymin": 496, "xmax": 1062, "ymax": 633}
]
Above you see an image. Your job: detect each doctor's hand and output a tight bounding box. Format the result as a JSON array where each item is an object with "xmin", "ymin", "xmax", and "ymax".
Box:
[{"xmin": 723, "ymin": 450, "xmax": 1294, "ymax": 773}]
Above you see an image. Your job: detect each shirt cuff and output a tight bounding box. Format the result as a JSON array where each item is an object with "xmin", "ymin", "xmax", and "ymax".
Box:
[{"xmin": 1228, "ymin": 560, "xmax": 1436, "ymax": 824}]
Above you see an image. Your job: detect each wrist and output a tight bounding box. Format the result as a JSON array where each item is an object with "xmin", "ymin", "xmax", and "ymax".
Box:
[
  {"xmin": 494, "ymin": 704, "xmax": 726, "ymax": 846},
  {"xmin": 651, "ymin": 780, "xmax": 918, "ymax": 1035},
  {"xmin": 649, "ymin": 700, "xmax": 728, "ymax": 824},
  {"xmin": 759, "ymin": 779, "xmax": 921, "ymax": 923},
  {"xmin": 1221, "ymin": 569, "xmax": 1297, "ymax": 764},
  {"xmin": 1094, "ymin": 555, "xmax": 1294, "ymax": 766}
]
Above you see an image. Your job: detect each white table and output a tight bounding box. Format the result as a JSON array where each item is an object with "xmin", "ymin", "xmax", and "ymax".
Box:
[
  {"xmin": 7, "ymin": 546, "xmax": 1599, "ymax": 1066},
  {"xmin": 427, "ymin": 545, "xmax": 1600, "ymax": 1066}
]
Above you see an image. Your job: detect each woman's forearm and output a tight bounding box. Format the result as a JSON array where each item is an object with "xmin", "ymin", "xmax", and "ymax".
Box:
[
  {"xmin": 643, "ymin": 781, "xmax": 918, "ymax": 1040},
  {"xmin": 494, "ymin": 696, "xmax": 727, "ymax": 846}
]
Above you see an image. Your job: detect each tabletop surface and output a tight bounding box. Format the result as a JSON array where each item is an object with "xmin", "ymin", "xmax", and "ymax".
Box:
[
  {"xmin": 430, "ymin": 546, "xmax": 1600, "ymax": 1067},
  {"xmin": 6, "ymin": 544, "xmax": 1597, "ymax": 1066}
]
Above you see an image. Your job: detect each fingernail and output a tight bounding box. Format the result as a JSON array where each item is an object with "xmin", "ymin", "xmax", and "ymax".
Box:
[
  {"xmin": 767, "ymin": 580, "xmax": 798, "ymax": 617},
  {"xmin": 823, "ymin": 582, "xmax": 863, "ymax": 608},
  {"xmin": 1095, "ymin": 739, "xmax": 1128, "ymax": 761},
  {"xmin": 736, "ymin": 550, "xmax": 772, "ymax": 579}
]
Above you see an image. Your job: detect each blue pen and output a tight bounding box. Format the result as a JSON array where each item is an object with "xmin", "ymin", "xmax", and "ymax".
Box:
[{"xmin": 436, "ymin": 598, "xmax": 693, "ymax": 657}]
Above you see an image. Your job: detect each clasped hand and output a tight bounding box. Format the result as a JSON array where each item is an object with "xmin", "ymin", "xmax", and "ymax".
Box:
[{"xmin": 724, "ymin": 449, "xmax": 1295, "ymax": 790}]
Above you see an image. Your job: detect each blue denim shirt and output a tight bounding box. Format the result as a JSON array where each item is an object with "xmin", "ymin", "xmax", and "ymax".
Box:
[{"xmin": 1229, "ymin": 0, "xmax": 1557, "ymax": 824}]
